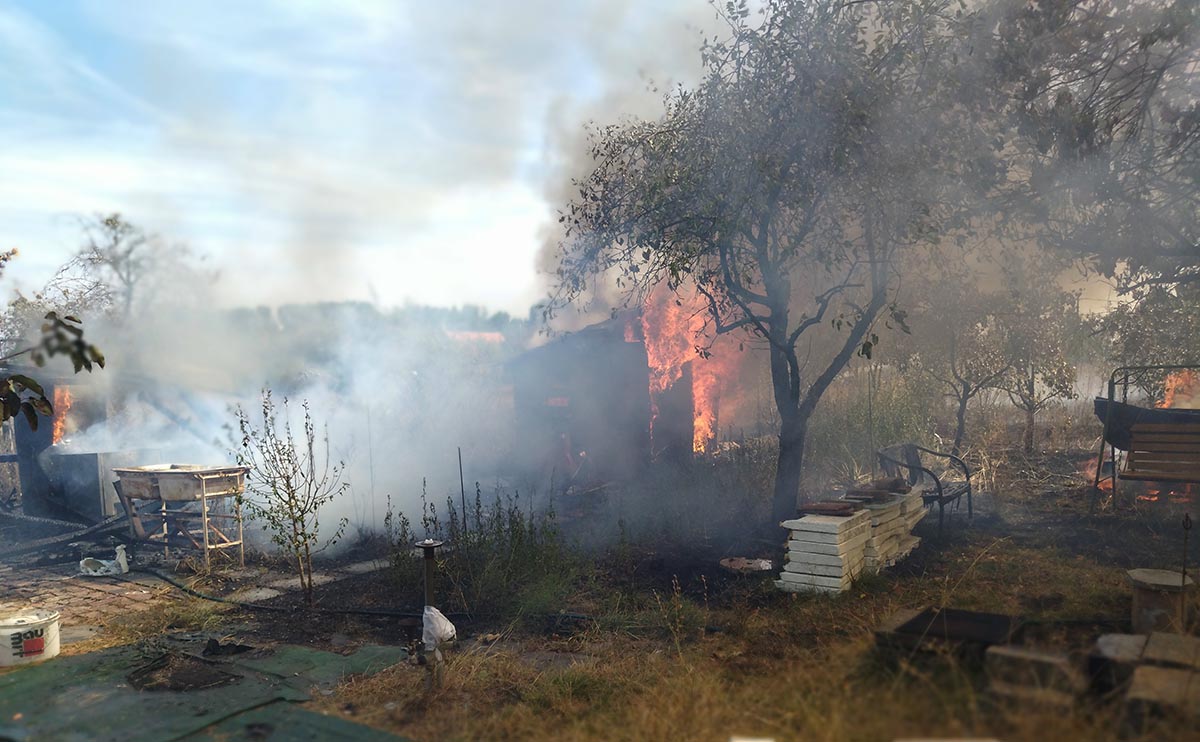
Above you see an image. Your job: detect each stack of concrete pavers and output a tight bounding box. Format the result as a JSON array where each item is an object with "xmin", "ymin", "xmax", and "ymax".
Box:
[
  {"xmin": 776, "ymin": 510, "xmax": 871, "ymax": 594},
  {"xmin": 861, "ymin": 495, "xmax": 920, "ymax": 572},
  {"xmin": 899, "ymin": 491, "xmax": 928, "ymax": 531}
]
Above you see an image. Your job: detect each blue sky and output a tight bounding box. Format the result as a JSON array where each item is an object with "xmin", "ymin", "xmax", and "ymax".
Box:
[{"xmin": 0, "ymin": 1, "xmax": 712, "ymax": 314}]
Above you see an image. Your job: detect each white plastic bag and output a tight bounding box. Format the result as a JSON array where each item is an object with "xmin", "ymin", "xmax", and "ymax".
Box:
[
  {"xmin": 78, "ymin": 545, "xmax": 129, "ymax": 577},
  {"xmin": 422, "ymin": 605, "xmax": 456, "ymax": 653}
]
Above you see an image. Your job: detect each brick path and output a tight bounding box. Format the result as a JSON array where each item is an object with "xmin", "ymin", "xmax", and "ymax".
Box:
[
  {"xmin": 0, "ymin": 557, "xmax": 387, "ymax": 632},
  {"xmin": 0, "ymin": 561, "xmax": 173, "ymax": 628}
]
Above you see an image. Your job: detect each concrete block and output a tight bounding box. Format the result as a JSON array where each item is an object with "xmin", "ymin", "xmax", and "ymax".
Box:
[
  {"xmin": 781, "ymin": 559, "xmax": 864, "ymax": 579},
  {"xmin": 781, "ymin": 510, "xmax": 870, "ymax": 534},
  {"xmin": 985, "ymin": 644, "xmax": 1085, "ymax": 696},
  {"xmin": 777, "ymin": 570, "xmax": 852, "ymax": 590},
  {"xmin": 787, "ymin": 522, "xmax": 871, "ymax": 545},
  {"xmin": 787, "ymin": 530, "xmax": 870, "ymax": 553},
  {"xmin": 1088, "ymin": 633, "xmax": 1146, "ymax": 694},
  {"xmin": 1142, "ymin": 632, "xmax": 1200, "ymax": 671},
  {"xmin": 784, "ymin": 549, "xmax": 863, "ymax": 568},
  {"xmin": 1125, "ymin": 665, "xmax": 1200, "ymax": 726},
  {"xmin": 1127, "ymin": 568, "xmax": 1194, "ymax": 634},
  {"xmin": 777, "ymin": 573, "xmax": 844, "ymax": 593}
]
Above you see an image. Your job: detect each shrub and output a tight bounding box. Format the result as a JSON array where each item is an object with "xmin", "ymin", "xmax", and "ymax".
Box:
[
  {"xmin": 233, "ymin": 389, "xmax": 348, "ymax": 606},
  {"xmin": 385, "ymin": 481, "xmax": 579, "ymax": 623}
]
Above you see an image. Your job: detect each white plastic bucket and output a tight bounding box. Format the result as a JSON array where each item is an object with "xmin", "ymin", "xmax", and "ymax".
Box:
[{"xmin": 0, "ymin": 609, "xmax": 61, "ymax": 666}]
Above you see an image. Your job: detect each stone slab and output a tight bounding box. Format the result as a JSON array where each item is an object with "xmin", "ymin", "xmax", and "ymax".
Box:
[
  {"xmin": 1125, "ymin": 665, "xmax": 1200, "ymax": 721},
  {"xmin": 1127, "ymin": 568, "xmax": 1194, "ymax": 592},
  {"xmin": 986, "ymin": 644, "xmax": 1085, "ymax": 695},
  {"xmin": 781, "ymin": 559, "xmax": 864, "ymax": 579},
  {"xmin": 781, "ymin": 510, "xmax": 870, "ymax": 534},
  {"xmin": 774, "ymin": 579, "xmax": 843, "ymax": 595},
  {"xmin": 786, "ymin": 533, "xmax": 869, "ymax": 556},
  {"xmin": 777, "ymin": 571, "xmax": 852, "ymax": 590},
  {"xmin": 228, "ymin": 586, "xmax": 284, "ymax": 602},
  {"xmin": 787, "ymin": 521, "xmax": 870, "ymax": 545},
  {"xmin": 785, "ymin": 550, "xmax": 863, "ymax": 568},
  {"xmin": 1142, "ymin": 632, "xmax": 1200, "ymax": 671},
  {"xmin": 265, "ymin": 573, "xmax": 337, "ymax": 590}
]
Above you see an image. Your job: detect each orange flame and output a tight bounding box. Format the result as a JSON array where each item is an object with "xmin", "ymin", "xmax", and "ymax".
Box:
[
  {"xmin": 1159, "ymin": 370, "xmax": 1200, "ymax": 409},
  {"xmin": 1079, "ymin": 458, "xmax": 1113, "ymax": 493},
  {"xmin": 641, "ymin": 287, "xmax": 745, "ymax": 454},
  {"xmin": 51, "ymin": 387, "xmax": 73, "ymax": 444}
]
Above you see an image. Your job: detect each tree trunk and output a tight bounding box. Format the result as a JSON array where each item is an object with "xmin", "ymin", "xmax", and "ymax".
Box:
[
  {"xmin": 771, "ymin": 412, "xmax": 808, "ymax": 523},
  {"xmin": 1023, "ymin": 406, "xmax": 1036, "ymax": 454},
  {"xmin": 952, "ymin": 383, "xmax": 970, "ymax": 458}
]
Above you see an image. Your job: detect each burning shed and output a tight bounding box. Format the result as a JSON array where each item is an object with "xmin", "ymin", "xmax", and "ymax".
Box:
[
  {"xmin": 507, "ymin": 314, "xmax": 657, "ymax": 485},
  {"xmin": 8, "ymin": 369, "xmax": 210, "ymax": 522}
]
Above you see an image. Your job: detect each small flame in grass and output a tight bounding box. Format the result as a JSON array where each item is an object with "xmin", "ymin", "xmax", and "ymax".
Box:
[
  {"xmin": 51, "ymin": 387, "xmax": 73, "ymax": 444},
  {"xmin": 1079, "ymin": 457, "xmax": 1112, "ymax": 492}
]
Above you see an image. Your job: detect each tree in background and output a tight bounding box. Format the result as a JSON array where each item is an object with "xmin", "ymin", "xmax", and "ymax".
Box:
[
  {"xmin": 45, "ymin": 213, "xmax": 213, "ymax": 322},
  {"xmin": 551, "ymin": 0, "xmax": 1008, "ymax": 522},
  {"xmin": 0, "ymin": 249, "xmax": 104, "ymax": 432},
  {"xmin": 907, "ymin": 280, "xmax": 1011, "ymax": 457},
  {"xmin": 993, "ymin": 256, "xmax": 1080, "ymax": 453},
  {"xmin": 995, "ymin": 0, "xmax": 1199, "ymax": 293}
]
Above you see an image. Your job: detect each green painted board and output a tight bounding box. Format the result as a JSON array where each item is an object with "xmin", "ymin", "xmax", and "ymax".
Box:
[
  {"xmin": 0, "ymin": 642, "xmax": 407, "ymax": 742},
  {"xmin": 179, "ymin": 704, "xmax": 408, "ymax": 741}
]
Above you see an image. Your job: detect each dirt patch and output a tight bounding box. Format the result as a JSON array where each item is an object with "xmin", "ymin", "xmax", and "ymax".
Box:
[{"xmin": 127, "ymin": 653, "xmax": 241, "ymax": 692}]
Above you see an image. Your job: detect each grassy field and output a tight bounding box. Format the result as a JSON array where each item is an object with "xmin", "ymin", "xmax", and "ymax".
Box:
[{"xmin": 310, "ymin": 449, "xmax": 1200, "ymax": 741}]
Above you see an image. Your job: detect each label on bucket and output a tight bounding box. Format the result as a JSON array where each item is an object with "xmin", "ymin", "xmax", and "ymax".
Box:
[
  {"xmin": 9, "ymin": 628, "xmax": 45, "ymax": 658},
  {"xmin": 1, "ymin": 609, "xmax": 61, "ymax": 666}
]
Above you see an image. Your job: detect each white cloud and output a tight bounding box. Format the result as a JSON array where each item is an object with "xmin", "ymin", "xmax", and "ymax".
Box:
[{"xmin": 0, "ymin": 0, "xmax": 720, "ymax": 314}]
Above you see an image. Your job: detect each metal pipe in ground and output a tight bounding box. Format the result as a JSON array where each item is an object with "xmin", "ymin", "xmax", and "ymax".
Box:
[{"xmin": 416, "ymin": 538, "xmax": 445, "ymax": 689}]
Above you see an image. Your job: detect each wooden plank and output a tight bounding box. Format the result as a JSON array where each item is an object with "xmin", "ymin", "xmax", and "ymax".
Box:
[
  {"xmin": 1121, "ymin": 471, "xmax": 1200, "ymax": 482},
  {"xmin": 1128, "ymin": 443, "xmax": 1200, "ymax": 453},
  {"xmin": 1124, "ymin": 458, "xmax": 1200, "ymax": 468},
  {"xmin": 1128, "ymin": 446, "xmax": 1195, "ymax": 458},
  {"xmin": 1126, "ymin": 461, "xmax": 1200, "ymax": 471}
]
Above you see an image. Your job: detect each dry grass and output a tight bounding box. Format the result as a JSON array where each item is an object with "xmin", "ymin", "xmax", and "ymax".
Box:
[
  {"xmin": 56, "ymin": 597, "xmax": 231, "ymax": 657},
  {"xmin": 312, "ymin": 530, "xmax": 1187, "ymax": 741}
]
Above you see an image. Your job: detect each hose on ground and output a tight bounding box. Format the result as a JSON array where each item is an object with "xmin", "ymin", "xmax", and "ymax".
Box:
[{"xmin": 131, "ymin": 566, "xmax": 472, "ymax": 620}]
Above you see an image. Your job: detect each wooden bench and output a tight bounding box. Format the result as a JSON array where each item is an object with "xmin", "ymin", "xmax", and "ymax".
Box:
[
  {"xmin": 1121, "ymin": 423, "xmax": 1200, "ymax": 485},
  {"xmin": 877, "ymin": 443, "xmax": 973, "ymax": 536}
]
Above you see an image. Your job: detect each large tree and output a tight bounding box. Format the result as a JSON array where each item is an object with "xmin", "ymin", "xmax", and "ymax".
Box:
[
  {"xmin": 551, "ymin": 0, "xmax": 1008, "ymax": 521},
  {"xmin": 994, "ymin": 0, "xmax": 1199, "ymax": 290}
]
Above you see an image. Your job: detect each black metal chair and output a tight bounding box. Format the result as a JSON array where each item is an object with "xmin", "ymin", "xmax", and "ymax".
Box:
[{"xmin": 877, "ymin": 443, "xmax": 972, "ymax": 536}]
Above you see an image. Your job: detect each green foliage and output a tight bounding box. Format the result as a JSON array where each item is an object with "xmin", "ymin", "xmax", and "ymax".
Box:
[
  {"xmin": 997, "ymin": 0, "xmax": 1199, "ymax": 291},
  {"xmin": 233, "ymin": 389, "xmax": 349, "ymax": 606},
  {"xmin": 805, "ymin": 366, "xmax": 941, "ymax": 485},
  {"xmin": 0, "ymin": 311, "xmax": 105, "ymax": 431},
  {"xmin": 550, "ymin": 0, "xmax": 1011, "ymax": 519},
  {"xmin": 387, "ymin": 482, "xmax": 577, "ymax": 623},
  {"xmin": 1099, "ymin": 284, "xmax": 1200, "ymax": 369}
]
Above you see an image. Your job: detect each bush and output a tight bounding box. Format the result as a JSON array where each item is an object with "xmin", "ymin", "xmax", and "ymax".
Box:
[
  {"xmin": 385, "ymin": 481, "xmax": 579, "ymax": 623},
  {"xmin": 804, "ymin": 366, "xmax": 941, "ymax": 487}
]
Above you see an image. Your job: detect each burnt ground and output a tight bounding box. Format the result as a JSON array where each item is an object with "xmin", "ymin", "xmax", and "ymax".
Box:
[{"xmin": 7, "ymin": 447, "xmax": 1197, "ymax": 659}]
